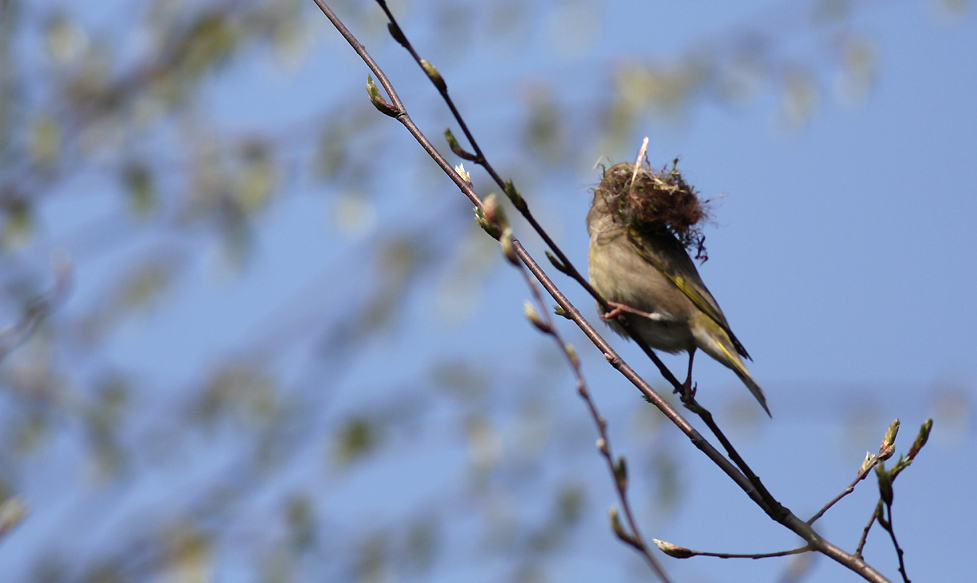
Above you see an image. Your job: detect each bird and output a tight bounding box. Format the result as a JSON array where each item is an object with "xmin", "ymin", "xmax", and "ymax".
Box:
[{"xmin": 587, "ymin": 162, "xmax": 769, "ymax": 415}]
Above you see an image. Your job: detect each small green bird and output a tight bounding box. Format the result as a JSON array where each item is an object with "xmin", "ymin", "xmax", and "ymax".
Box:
[{"xmin": 587, "ymin": 162, "xmax": 769, "ymax": 415}]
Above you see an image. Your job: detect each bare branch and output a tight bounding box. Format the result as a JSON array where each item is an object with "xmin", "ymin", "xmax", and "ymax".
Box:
[
  {"xmin": 809, "ymin": 419, "xmax": 901, "ymax": 525},
  {"xmin": 313, "ymin": 3, "xmax": 899, "ymax": 582},
  {"xmin": 653, "ymin": 538, "xmax": 813, "ymax": 560}
]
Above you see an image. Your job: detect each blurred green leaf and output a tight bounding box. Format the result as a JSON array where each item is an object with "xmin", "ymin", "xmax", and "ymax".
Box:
[
  {"xmin": 174, "ymin": 13, "xmax": 239, "ymax": 80},
  {"xmin": 778, "ymin": 68, "xmax": 820, "ymax": 129},
  {"xmin": 315, "ymin": 123, "xmax": 349, "ymax": 180},
  {"xmin": 85, "ymin": 562, "xmax": 125, "ymax": 583},
  {"xmin": 44, "ymin": 14, "xmax": 87, "ymax": 65},
  {"xmin": 431, "ymin": 360, "xmax": 489, "ymax": 400},
  {"xmin": 117, "ymin": 261, "xmax": 174, "ymax": 313},
  {"xmin": 29, "ymin": 114, "xmax": 60, "ymax": 166},
  {"xmin": 356, "ymin": 532, "xmax": 390, "ymax": 583},
  {"xmin": 285, "ymin": 494, "xmax": 315, "ymax": 551},
  {"xmin": 836, "ymin": 35, "xmax": 877, "ymax": 105},
  {"xmin": 122, "ymin": 161, "xmax": 157, "ymax": 218},
  {"xmin": 556, "ymin": 484, "xmax": 585, "ymax": 526},
  {"xmin": 84, "ymin": 377, "xmax": 130, "ymax": 480},
  {"xmin": 404, "ymin": 517, "xmax": 438, "ymax": 574},
  {"xmin": 333, "ymin": 416, "xmax": 382, "ymax": 467},
  {"xmin": 234, "ymin": 139, "xmax": 278, "ymax": 213},
  {"xmin": 165, "ymin": 523, "xmax": 214, "ymax": 583},
  {"xmin": 13, "ymin": 412, "xmax": 49, "ymax": 455},
  {"xmin": 523, "ymin": 88, "xmax": 565, "ymax": 164},
  {"xmin": 195, "ymin": 363, "xmax": 280, "ymax": 428},
  {"xmin": 0, "ymin": 196, "xmax": 33, "ymax": 251}
]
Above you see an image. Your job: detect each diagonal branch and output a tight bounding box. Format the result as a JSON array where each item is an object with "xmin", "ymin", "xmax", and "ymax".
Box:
[
  {"xmin": 500, "ymin": 227, "xmax": 672, "ymax": 582},
  {"xmin": 312, "ymin": 3, "xmax": 895, "ymax": 582},
  {"xmin": 0, "ymin": 252, "xmax": 73, "ymax": 362}
]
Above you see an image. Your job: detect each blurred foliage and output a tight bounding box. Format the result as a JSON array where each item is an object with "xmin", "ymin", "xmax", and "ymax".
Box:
[
  {"xmin": 333, "ymin": 415, "xmax": 383, "ymax": 466},
  {"xmin": 0, "ymin": 496, "xmax": 29, "ymax": 538},
  {"xmin": 0, "ymin": 0, "xmax": 966, "ymax": 581}
]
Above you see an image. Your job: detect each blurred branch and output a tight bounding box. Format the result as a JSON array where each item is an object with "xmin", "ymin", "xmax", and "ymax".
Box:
[
  {"xmin": 0, "ymin": 496, "xmax": 29, "ymax": 540},
  {"xmin": 0, "ymin": 252, "xmax": 72, "ymax": 362}
]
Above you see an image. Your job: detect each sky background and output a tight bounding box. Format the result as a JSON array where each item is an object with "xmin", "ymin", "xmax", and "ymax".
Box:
[{"xmin": 1, "ymin": 0, "xmax": 975, "ymax": 582}]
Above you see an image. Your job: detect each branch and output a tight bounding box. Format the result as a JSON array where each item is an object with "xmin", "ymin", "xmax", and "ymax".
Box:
[
  {"xmin": 809, "ymin": 419, "xmax": 900, "ymax": 526},
  {"xmin": 0, "ymin": 252, "xmax": 73, "ymax": 362},
  {"xmin": 855, "ymin": 420, "xmax": 931, "ymax": 578},
  {"xmin": 488, "ymin": 217, "xmax": 671, "ymax": 581},
  {"xmin": 653, "ymin": 538, "xmax": 813, "ymax": 560},
  {"xmin": 856, "ymin": 501, "xmax": 881, "ymax": 557},
  {"xmin": 878, "ymin": 496, "xmax": 910, "ymax": 583},
  {"xmin": 312, "ymin": 3, "xmax": 897, "ymax": 582},
  {"xmin": 371, "ymin": 1, "xmax": 605, "ymax": 311}
]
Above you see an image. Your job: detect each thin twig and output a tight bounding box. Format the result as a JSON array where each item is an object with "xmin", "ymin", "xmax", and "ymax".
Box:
[
  {"xmin": 510, "ymin": 239, "xmax": 672, "ymax": 582},
  {"xmin": 810, "ymin": 456, "xmax": 883, "ymax": 525},
  {"xmin": 856, "ymin": 502, "xmax": 881, "ymax": 557},
  {"xmin": 371, "ymin": 1, "xmax": 604, "ymax": 305},
  {"xmin": 811, "ymin": 473, "xmax": 870, "ymax": 526},
  {"xmin": 878, "ymin": 502, "xmax": 910, "ymax": 583},
  {"xmin": 313, "ymin": 4, "xmax": 894, "ymax": 582},
  {"xmin": 311, "ymin": 0, "xmax": 481, "ymax": 208},
  {"xmin": 810, "ymin": 420, "xmax": 901, "ymax": 525},
  {"xmin": 682, "ymin": 395, "xmax": 785, "ymax": 519},
  {"xmin": 513, "ymin": 237, "xmax": 888, "ymax": 581},
  {"xmin": 657, "ymin": 541, "xmax": 813, "ymax": 560}
]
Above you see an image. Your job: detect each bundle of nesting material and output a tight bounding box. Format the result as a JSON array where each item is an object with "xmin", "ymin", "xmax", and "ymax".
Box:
[{"xmin": 593, "ymin": 160, "xmax": 712, "ymax": 261}]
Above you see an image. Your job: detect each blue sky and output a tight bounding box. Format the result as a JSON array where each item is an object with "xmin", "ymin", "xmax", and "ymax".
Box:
[{"xmin": 1, "ymin": 1, "xmax": 975, "ymax": 582}]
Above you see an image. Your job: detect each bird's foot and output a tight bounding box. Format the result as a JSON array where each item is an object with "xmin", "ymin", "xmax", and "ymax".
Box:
[
  {"xmin": 675, "ymin": 378, "xmax": 697, "ymax": 405},
  {"xmin": 601, "ymin": 302, "xmax": 664, "ymax": 322}
]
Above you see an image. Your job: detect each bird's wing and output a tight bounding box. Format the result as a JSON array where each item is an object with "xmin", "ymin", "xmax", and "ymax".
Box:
[{"xmin": 626, "ymin": 228, "xmax": 751, "ymax": 360}]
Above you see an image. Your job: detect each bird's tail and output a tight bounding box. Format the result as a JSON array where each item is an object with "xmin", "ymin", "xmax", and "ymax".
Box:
[
  {"xmin": 692, "ymin": 316, "xmax": 771, "ymax": 416},
  {"xmin": 732, "ymin": 364, "xmax": 770, "ymax": 417}
]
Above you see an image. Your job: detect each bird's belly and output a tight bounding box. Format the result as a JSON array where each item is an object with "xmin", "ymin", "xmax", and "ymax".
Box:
[{"xmin": 625, "ymin": 315, "xmax": 695, "ymax": 354}]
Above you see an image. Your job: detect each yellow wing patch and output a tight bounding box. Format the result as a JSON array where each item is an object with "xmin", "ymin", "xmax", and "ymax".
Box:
[{"xmin": 626, "ymin": 228, "xmax": 751, "ymax": 359}]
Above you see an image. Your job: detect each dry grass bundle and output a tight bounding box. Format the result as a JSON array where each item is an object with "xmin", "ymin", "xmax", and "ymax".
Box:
[{"xmin": 594, "ymin": 159, "xmax": 712, "ymax": 260}]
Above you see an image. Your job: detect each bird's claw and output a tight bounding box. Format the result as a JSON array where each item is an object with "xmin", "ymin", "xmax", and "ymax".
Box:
[
  {"xmin": 601, "ymin": 301, "xmax": 665, "ymax": 322},
  {"xmin": 675, "ymin": 379, "xmax": 697, "ymax": 404},
  {"xmin": 601, "ymin": 302, "xmax": 627, "ymax": 321}
]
